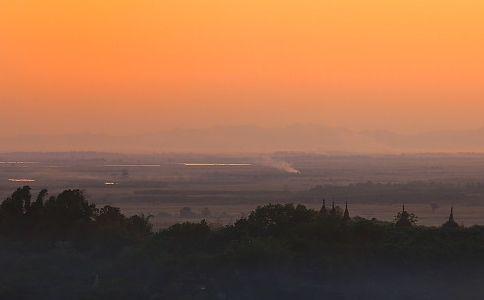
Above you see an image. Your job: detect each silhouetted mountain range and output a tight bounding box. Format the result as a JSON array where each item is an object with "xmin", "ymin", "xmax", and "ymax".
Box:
[{"xmin": 1, "ymin": 125, "xmax": 484, "ymax": 153}]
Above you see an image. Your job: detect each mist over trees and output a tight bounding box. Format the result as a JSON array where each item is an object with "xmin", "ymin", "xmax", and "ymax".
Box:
[{"xmin": 1, "ymin": 186, "xmax": 484, "ymax": 299}]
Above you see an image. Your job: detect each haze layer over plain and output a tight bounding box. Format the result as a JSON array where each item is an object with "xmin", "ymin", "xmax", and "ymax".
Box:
[{"xmin": 1, "ymin": 1, "xmax": 483, "ymax": 144}]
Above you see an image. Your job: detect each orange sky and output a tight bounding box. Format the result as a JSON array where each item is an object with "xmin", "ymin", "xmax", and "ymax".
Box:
[{"xmin": 1, "ymin": 0, "xmax": 483, "ymax": 137}]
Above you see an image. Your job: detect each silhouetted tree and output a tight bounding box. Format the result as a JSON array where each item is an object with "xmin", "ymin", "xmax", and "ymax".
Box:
[
  {"xmin": 256, "ymin": 203, "xmax": 315, "ymax": 225},
  {"xmin": 26, "ymin": 188, "xmax": 48, "ymax": 234},
  {"xmin": 236, "ymin": 203, "xmax": 316, "ymax": 237},
  {"xmin": 1, "ymin": 186, "xmax": 31, "ymax": 216},
  {"xmin": 180, "ymin": 206, "xmax": 196, "ymax": 218},
  {"xmin": 127, "ymin": 214, "xmax": 153, "ymax": 237},
  {"xmin": 95, "ymin": 205, "xmax": 126, "ymax": 228},
  {"xmin": 394, "ymin": 204, "xmax": 417, "ymax": 227},
  {"xmin": 46, "ymin": 189, "xmax": 96, "ymax": 225},
  {"xmin": 34, "ymin": 188, "xmax": 48, "ymax": 208},
  {"xmin": 43, "ymin": 189, "xmax": 97, "ymax": 238},
  {"xmin": 0, "ymin": 186, "xmax": 33, "ymax": 235},
  {"xmin": 159, "ymin": 220, "xmax": 210, "ymax": 254}
]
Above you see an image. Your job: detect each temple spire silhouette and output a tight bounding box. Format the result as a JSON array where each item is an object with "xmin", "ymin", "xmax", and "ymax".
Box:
[
  {"xmin": 395, "ymin": 203, "xmax": 413, "ymax": 227},
  {"xmin": 319, "ymin": 197, "xmax": 328, "ymax": 216},
  {"xmin": 449, "ymin": 205, "xmax": 455, "ymax": 223},
  {"xmin": 443, "ymin": 203, "xmax": 459, "ymax": 228},
  {"xmin": 330, "ymin": 200, "xmax": 336, "ymax": 216},
  {"xmin": 343, "ymin": 202, "xmax": 350, "ymax": 221}
]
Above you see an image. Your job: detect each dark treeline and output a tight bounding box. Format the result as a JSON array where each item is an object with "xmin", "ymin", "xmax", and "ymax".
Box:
[
  {"xmin": 0, "ymin": 186, "xmax": 152, "ymax": 240},
  {"xmin": 2, "ymin": 187, "xmax": 484, "ymax": 299},
  {"xmin": 307, "ymin": 180, "xmax": 484, "ymax": 205}
]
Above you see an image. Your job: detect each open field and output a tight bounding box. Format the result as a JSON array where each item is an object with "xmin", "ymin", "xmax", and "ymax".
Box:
[{"xmin": 1, "ymin": 151, "xmax": 484, "ymax": 228}]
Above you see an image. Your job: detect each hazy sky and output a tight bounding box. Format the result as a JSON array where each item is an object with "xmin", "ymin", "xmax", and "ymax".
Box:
[{"xmin": 1, "ymin": 0, "xmax": 483, "ymax": 137}]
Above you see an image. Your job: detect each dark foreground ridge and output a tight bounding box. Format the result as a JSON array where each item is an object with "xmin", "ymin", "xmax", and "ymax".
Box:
[{"xmin": 1, "ymin": 186, "xmax": 483, "ymax": 300}]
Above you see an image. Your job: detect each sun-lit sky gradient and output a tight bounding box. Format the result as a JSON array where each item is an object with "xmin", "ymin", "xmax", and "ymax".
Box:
[{"xmin": 1, "ymin": 0, "xmax": 483, "ymax": 137}]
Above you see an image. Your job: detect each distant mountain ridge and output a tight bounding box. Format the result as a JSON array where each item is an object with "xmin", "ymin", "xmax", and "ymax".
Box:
[
  {"xmin": 360, "ymin": 127, "xmax": 484, "ymax": 152},
  {"xmin": 1, "ymin": 125, "xmax": 484, "ymax": 153}
]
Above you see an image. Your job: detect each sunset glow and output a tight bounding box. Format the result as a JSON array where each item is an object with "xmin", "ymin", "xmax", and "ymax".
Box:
[{"xmin": 1, "ymin": 0, "xmax": 483, "ymax": 138}]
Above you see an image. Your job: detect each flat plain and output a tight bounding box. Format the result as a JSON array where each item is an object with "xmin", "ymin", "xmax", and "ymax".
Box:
[{"xmin": 1, "ymin": 151, "xmax": 483, "ymax": 228}]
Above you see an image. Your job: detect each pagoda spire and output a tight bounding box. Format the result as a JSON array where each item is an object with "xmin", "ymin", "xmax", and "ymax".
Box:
[
  {"xmin": 319, "ymin": 197, "xmax": 328, "ymax": 216},
  {"xmin": 449, "ymin": 205, "xmax": 454, "ymax": 223},
  {"xmin": 330, "ymin": 200, "xmax": 336, "ymax": 216},
  {"xmin": 443, "ymin": 203, "xmax": 458, "ymax": 227},
  {"xmin": 343, "ymin": 201, "xmax": 350, "ymax": 221},
  {"xmin": 395, "ymin": 202, "xmax": 413, "ymax": 227}
]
